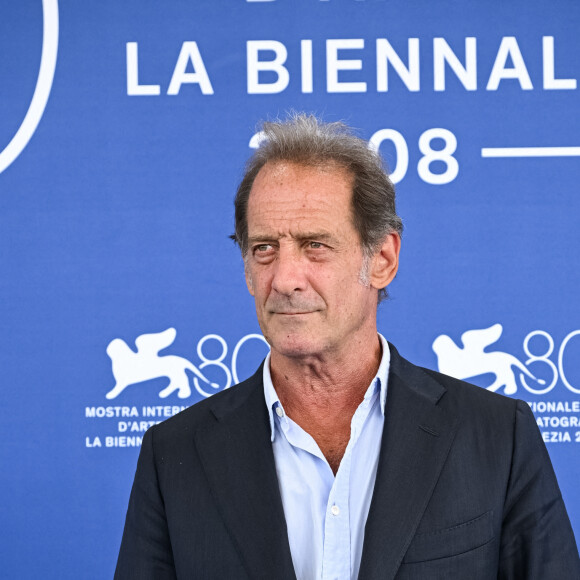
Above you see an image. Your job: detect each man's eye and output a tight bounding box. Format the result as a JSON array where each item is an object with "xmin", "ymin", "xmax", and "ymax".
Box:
[
  {"xmin": 309, "ymin": 242, "xmax": 323, "ymax": 249},
  {"xmin": 255, "ymin": 244, "xmax": 273, "ymax": 253}
]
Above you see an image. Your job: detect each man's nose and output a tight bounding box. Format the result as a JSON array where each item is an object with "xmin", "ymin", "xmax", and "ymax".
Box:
[{"xmin": 271, "ymin": 249, "xmax": 307, "ymax": 296}]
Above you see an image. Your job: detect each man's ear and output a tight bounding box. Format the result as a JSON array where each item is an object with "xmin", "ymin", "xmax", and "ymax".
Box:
[
  {"xmin": 370, "ymin": 232, "xmax": 401, "ymax": 290},
  {"xmin": 244, "ymin": 263, "xmax": 255, "ymax": 296}
]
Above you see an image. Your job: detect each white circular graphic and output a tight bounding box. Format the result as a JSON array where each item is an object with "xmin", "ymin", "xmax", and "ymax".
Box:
[{"xmin": 0, "ymin": 0, "xmax": 59, "ymax": 175}]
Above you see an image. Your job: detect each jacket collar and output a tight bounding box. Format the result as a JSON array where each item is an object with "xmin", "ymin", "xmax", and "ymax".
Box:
[
  {"xmin": 358, "ymin": 344, "xmax": 459, "ymax": 580},
  {"xmin": 194, "ymin": 365, "xmax": 297, "ymax": 580}
]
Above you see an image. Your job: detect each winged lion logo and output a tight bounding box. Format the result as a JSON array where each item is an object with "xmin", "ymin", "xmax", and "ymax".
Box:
[
  {"xmin": 432, "ymin": 323, "xmax": 545, "ymax": 395},
  {"xmin": 105, "ymin": 328, "xmax": 219, "ymax": 399}
]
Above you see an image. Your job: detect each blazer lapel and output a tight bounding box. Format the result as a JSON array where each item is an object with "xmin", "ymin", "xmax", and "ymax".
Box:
[
  {"xmin": 194, "ymin": 370, "xmax": 297, "ymax": 580},
  {"xmin": 358, "ymin": 345, "xmax": 459, "ymax": 580}
]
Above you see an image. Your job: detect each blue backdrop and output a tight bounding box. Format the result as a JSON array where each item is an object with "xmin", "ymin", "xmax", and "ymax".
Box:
[{"xmin": 2, "ymin": 1, "xmax": 580, "ymax": 577}]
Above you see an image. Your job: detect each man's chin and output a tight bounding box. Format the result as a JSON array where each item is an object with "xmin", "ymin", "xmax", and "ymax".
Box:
[{"xmin": 268, "ymin": 334, "xmax": 327, "ymax": 360}]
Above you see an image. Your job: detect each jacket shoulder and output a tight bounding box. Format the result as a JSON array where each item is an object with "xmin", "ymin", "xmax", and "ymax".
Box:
[
  {"xmin": 149, "ymin": 365, "xmax": 264, "ymax": 445},
  {"xmin": 389, "ymin": 342, "xmax": 519, "ymax": 410},
  {"xmin": 422, "ymin": 365, "xmax": 519, "ymax": 409}
]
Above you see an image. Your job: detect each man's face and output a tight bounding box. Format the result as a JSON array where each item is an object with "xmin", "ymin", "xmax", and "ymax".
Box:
[{"xmin": 244, "ymin": 161, "xmax": 382, "ymax": 361}]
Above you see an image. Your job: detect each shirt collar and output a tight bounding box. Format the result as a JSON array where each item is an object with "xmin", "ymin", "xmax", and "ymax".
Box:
[{"xmin": 263, "ymin": 333, "xmax": 391, "ymax": 442}]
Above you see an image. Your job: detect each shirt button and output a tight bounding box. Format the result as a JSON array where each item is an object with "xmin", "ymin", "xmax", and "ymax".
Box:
[
  {"xmin": 275, "ymin": 406, "xmax": 284, "ymax": 418},
  {"xmin": 331, "ymin": 505, "xmax": 340, "ymax": 516}
]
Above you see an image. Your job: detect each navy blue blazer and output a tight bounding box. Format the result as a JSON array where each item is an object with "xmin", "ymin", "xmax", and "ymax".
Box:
[{"xmin": 114, "ymin": 344, "xmax": 580, "ymax": 579}]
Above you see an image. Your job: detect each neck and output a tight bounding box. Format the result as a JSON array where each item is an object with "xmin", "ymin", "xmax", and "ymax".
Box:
[
  {"xmin": 270, "ymin": 334, "xmax": 382, "ymax": 408},
  {"xmin": 269, "ymin": 330, "xmax": 382, "ymax": 473}
]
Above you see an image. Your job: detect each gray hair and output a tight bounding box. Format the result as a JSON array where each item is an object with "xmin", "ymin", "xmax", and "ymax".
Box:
[{"xmin": 232, "ymin": 113, "xmax": 403, "ymax": 299}]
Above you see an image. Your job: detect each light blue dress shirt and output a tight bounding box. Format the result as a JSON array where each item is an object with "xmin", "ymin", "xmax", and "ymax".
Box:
[{"xmin": 263, "ymin": 334, "xmax": 390, "ymax": 580}]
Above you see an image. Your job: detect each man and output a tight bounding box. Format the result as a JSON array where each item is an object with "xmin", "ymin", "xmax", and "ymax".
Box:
[{"xmin": 115, "ymin": 114, "xmax": 580, "ymax": 579}]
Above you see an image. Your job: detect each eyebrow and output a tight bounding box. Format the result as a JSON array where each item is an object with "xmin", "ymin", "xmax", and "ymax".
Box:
[{"xmin": 247, "ymin": 232, "xmax": 336, "ymax": 245}]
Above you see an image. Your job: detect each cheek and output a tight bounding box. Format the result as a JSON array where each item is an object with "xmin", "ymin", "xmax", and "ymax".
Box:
[
  {"xmin": 311, "ymin": 267, "xmax": 357, "ymax": 304},
  {"xmin": 244, "ymin": 266, "xmax": 255, "ymax": 295},
  {"xmin": 248, "ymin": 269, "xmax": 273, "ymax": 301}
]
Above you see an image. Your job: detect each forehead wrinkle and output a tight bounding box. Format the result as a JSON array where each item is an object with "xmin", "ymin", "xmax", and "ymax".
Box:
[
  {"xmin": 246, "ymin": 160, "xmax": 359, "ymax": 247},
  {"xmin": 248, "ymin": 202, "xmax": 338, "ymax": 237}
]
